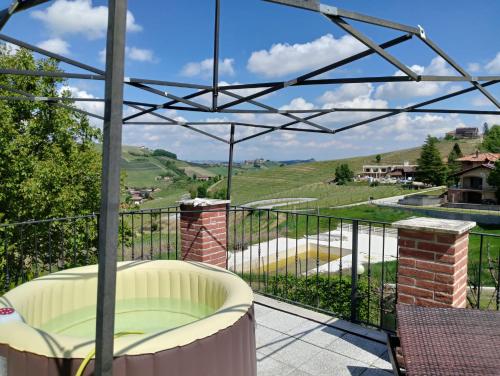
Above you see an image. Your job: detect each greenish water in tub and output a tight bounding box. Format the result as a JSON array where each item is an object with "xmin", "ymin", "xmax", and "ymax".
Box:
[{"xmin": 39, "ymin": 298, "xmax": 216, "ymax": 339}]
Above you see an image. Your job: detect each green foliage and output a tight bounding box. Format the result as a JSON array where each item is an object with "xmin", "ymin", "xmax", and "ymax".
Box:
[
  {"xmin": 444, "ymin": 133, "xmax": 455, "ymax": 141},
  {"xmin": 210, "ymin": 187, "xmax": 227, "ymax": 200},
  {"xmin": 264, "ymin": 275, "xmax": 376, "ymax": 324},
  {"xmin": 375, "ymin": 154, "xmax": 381, "ymax": 163},
  {"xmin": 0, "ymin": 47, "xmax": 102, "ymax": 222},
  {"xmin": 416, "ymin": 135, "xmax": 447, "ymax": 185},
  {"xmin": 447, "ymin": 142, "xmax": 463, "ymax": 184},
  {"xmin": 482, "ymin": 124, "xmax": 500, "ymax": 153},
  {"xmin": 152, "ymin": 149, "xmax": 177, "ymax": 159},
  {"xmin": 334, "ymin": 164, "xmax": 354, "ymax": 185},
  {"xmin": 487, "ymin": 160, "xmax": 500, "ymax": 201},
  {"xmin": 197, "ymin": 185, "xmax": 208, "ymax": 198},
  {"xmin": 0, "ymin": 47, "xmax": 106, "ymax": 289}
]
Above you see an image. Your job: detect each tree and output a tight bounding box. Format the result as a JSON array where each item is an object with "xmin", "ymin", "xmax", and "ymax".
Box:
[
  {"xmin": 447, "ymin": 142, "xmax": 463, "ymax": 184},
  {"xmin": 152, "ymin": 148, "xmax": 177, "ymax": 159},
  {"xmin": 483, "ymin": 122, "xmax": 490, "ymax": 136},
  {"xmin": 416, "ymin": 135, "xmax": 447, "ymax": 186},
  {"xmin": 334, "ymin": 164, "xmax": 354, "ymax": 185},
  {"xmin": 197, "ymin": 185, "xmax": 208, "ymax": 198},
  {"xmin": 487, "ymin": 160, "xmax": 500, "ymax": 202},
  {"xmin": 0, "ymin": 47, "xmax": 105, "ymax": 287},
  {"xmin": 482, "ymin": 125, "xmax": 500, "ymax": 153},
  {"xmin": 375, "ymin": 154, "xmax": 382, "ymax": 163},
  {"xmin": 0, "ymin": 46, "xmax": 102, "ymax": 222}
]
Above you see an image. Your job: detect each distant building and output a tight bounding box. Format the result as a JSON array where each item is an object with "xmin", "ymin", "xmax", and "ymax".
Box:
[
  {"xmin": 197, "ymin": 176, "xmax": 211, "ymax": 181},
  {"xmin": 361, "ymin": 162, "xmax": 416, "ymax": 180},
  {"xmin": 446, "ymin": 127, "xmax": 480, "ymax": 139},
  {"xmin": 448, "ymin": 152, "xmax": 499, "ymax": 204}
]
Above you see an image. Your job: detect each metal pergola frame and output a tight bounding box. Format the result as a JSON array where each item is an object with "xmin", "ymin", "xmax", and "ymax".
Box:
[{"xmin": 1, "ymin": 0, "xmax": 499, "ymax": 374}]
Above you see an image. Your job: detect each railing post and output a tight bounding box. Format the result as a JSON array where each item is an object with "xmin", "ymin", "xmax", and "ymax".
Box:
[
  {"xmin": 180, "ymin": 199, "xmax": 230, "ymax": 268},
  {"xmin": 393, "ymin": 217, "xmax": 475, "ymax": 308},
  {"xmin": 350, "ymin": 220, "xmax": 359, "ymax": 323}
]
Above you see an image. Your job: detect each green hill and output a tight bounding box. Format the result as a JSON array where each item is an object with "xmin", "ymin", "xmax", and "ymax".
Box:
[
  {"xmin": 119, "ymin": 138, "xmax": 481, "ymax": 209},
  {"xmin": 218, "ymin": 138, "xmax": 481, "ymax": 206},
  {"xmin": 121, "ymin": 146, "xmax": 215, "ymax": 188}
]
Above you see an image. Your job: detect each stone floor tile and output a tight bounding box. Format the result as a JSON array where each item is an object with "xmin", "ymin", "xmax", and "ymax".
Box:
[{"xmin": 328, "ymin": 333, "xmax": 387, "ymax": 364}]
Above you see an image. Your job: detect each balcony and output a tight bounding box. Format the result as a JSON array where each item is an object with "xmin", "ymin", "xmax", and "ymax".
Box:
[{"xmin": 1, "ymin": 206, "xmax": 498, "ymax": 375}]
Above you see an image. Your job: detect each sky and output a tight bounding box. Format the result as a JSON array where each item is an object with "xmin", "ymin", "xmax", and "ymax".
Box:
[{"xmin": 3, "ymin": 0, "xmax": 500, "ymax": 161}]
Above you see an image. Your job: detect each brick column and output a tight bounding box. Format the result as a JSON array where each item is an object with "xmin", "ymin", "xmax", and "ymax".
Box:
[
  {"xmin": 393, "ymin": 217, "xmax": 475, "ymax": 308},
  {"xmin": 180, "ymin": 199, "xmax": 230, "ymax": 268}
]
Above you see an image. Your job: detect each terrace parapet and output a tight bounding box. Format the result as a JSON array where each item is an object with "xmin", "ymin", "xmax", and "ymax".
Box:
[
  {"xmin": 393, "ymin": 217, "xmax": 476, "ymax": 308},
  {"xmin": 179, "ymin": 198, "xmax": 230, "ymax": 268}
]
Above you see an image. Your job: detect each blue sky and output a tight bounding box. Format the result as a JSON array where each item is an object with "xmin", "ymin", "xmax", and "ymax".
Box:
[{"xmin": 4, "ymin": 0, "xmax": 500, "ymax": 161}]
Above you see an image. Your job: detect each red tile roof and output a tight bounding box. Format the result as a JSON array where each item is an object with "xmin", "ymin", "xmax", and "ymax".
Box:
[{"xmin": 457, "ymin": 153, "xmax": 500, "ymax": 162}]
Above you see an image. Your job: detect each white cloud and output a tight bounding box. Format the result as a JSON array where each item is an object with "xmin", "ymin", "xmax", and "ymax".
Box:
[
  {"xmin": 317, "ymin": 83, "xmax": 388, "ymax": 126},
  {"xmin": 181, "ymin": 58, "xmax": 235, "ymax": 78},
  {"xmin": 319, "ymin": 83, "xmax": 374, "ymax": 105},
  {"xmin": 375, "ymin": 56, "xmax": 454, "ymax": 100},
  {"xmin": 99, "ymin": 46, "xmax": 157, "ymax": 63},
  {"xmin": 485, "ymin": 52, "xmax": 500, "ymax": 73},
  {"xmin": 126, "ymin": 47, "xmax": 156, "ymax": 62},
  {"xmin": 31, "ymin": 0, "xmax": 142, "ymax": 40},
  {"xmin": 37, "ymin": 38, "xmax": 70, "ymax": 55},
  {"xmin": 280, "ymin": 97, "xmax": 314, "ymax": 111},
  {"xmin": 59, "ymin": 85, "xmax": 104, "ymax": 127},
  {"xmin": 467, "ymin": 62, "xmax": 481, "ymax": 73},
  {"xmin": 247, "ymin": 33, "xmax": 365, "ymax": 78}
]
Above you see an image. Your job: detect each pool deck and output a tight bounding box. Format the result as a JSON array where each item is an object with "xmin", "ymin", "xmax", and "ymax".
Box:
[{"xmin": 255, "ymin": 294, "xmax": 392, "ymax": 376}]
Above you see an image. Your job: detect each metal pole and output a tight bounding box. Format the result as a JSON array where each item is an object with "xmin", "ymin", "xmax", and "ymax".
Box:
[
  {"xmin": 225, "ymin": 124, "xmax": 235, "ymax": 269},
  {"xmin": 350, "ymin": 220, "xmax": 359, "ymax": 323},
  {"xmin": 226, "ymin": 124, "xmax": 235, "ymax": 200},
  {"xmin": 212, "ymin": 0, "xmax": 220, "ymax": 111},
  {"xmin": 94, "ymin": 0, "xmax": 127, "ymax": 375}
]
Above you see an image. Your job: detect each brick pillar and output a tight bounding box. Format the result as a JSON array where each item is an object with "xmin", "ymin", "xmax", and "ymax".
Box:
[
  {"xmin": 180, "ymin": 199, "xmax": 230, "ymax": 268},
  {"xmin": 393, "ymin": 217, "xmax": 475, "ymax": 308}
]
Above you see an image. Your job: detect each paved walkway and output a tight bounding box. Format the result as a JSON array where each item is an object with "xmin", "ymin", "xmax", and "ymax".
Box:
[
  {"xmin": 330, "ymin": 186, "xmax": 445, "ymax": 209},
  {"xmin": 255, "ymin": 295, "xmax": 392, "ymax": 376}
]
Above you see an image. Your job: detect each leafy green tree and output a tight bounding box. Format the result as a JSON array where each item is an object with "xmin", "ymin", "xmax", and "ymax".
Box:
[
  {"xmin": 487, "ymin": 160, "xmax": 500, "ymax": 202},
  {"xmin": 152, "ymin": 148, "xmax": 177, "ymax": 159},
  {"xmin": 334, "ymin": 164, "xmax": 354, "ymax": 185},
  {"xmin": 482, "ymin": 125, "xmax": 500, "ymax": 153},
  {"xmin": 416, "ymin": 135, "xmax": 447, "ymax": 185},
  {"xmin": 447, "ymin": 142, "xmax": 463, "ymax": 184},
  {"xmin": 0, "ymin": 47, "xmax": 101, "ymax": 222},
  {"xmin": 197, "ymin": 185, "xmax": 208, "ymax": 198},
  {"xmin": 0, "ymin": 47, "xmax": 104, "ymax": 288},
  {"xmin": 375, "ymin": 154, "xmax": 382, "ymax": 163}
]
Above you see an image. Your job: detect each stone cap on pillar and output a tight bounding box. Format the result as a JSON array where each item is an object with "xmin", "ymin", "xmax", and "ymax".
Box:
[
  {"xmin": 178, "ymin": 198, "xmax": 231, "ymax": 207},
  {"xmin": 392, "ymin": 217, "xmax": 476, "ymax": 235}
]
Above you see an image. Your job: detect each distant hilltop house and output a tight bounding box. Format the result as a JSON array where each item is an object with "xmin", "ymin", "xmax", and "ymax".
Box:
[
  {"xmin": 196, "ymin": 176, "xmax": 211, "ymax": 181},
  {"xmin": 448, "ymin": 151, "xmax": 499, "ymax": 204},
  {"xmin": 445, "ymin": 127, "xmax": 480, "ymax": 139},
  {"xmin": 360, "ymin": 161, "xmax": 417, "ymax": 180}
]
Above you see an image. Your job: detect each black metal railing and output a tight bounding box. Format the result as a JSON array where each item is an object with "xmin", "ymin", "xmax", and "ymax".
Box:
[
  {"xmin": 467, "ymin": 231, "xmax": 500, "ymax": 311},
  {"xmin": 1, "ymin": 206, "xmax": 498, "ymax": 331}
]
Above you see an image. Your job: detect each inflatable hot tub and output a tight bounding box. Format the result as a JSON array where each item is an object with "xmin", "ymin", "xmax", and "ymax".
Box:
[{"xmin": 0, "ymin": 261, "xmax": 256, "ymax": 376}]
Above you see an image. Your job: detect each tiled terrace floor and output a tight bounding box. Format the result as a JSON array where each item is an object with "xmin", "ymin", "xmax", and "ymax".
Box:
[{"xmin": 255, "ymin": 295, "xmax": 393, "ymax": 376}]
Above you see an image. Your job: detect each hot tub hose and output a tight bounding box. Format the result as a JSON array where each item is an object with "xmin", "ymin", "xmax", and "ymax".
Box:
[{"xmin": 75, "ymin": 331, "xmax": 144, "ymax": 376}]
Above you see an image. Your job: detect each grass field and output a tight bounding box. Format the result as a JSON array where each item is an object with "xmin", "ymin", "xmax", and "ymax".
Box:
[
  {"xmin": 121, "ymin": 138, "xmax": 481, "ymax": 208},
  {"xmin": 120, "ymin": 145, "xmax": 215, "ymax": 188},
  {"xmin": 219, "ymin": 138, "xmax": 480, "ymax": 205}
]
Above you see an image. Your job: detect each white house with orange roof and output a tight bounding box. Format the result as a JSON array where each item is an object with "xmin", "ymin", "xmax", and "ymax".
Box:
[{"xmin": 448, "ymin": 151, "xmax": 499, "ymax": 204}]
